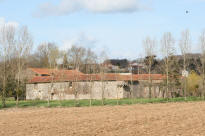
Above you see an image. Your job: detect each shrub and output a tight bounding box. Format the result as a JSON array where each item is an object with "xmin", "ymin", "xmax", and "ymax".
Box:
[{"xmin": 187, "ymin": 71, "xmax": 202, "ymax": 96}]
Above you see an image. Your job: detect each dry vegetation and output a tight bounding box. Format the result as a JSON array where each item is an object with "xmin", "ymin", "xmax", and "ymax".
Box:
[{"xmin": 1, "ymin": 102, "xmax": 205, "ymax": 136}]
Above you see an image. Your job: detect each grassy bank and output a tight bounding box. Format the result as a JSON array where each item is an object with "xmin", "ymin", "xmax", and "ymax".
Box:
[{"xmin": 0, "ymin": 97, "xmax": 204, "ymax": 109}]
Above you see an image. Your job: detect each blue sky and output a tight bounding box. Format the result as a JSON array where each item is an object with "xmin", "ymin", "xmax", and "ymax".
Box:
[{"xmin": 0, "ymin": 0, "xmax": 205, "ymax": 59}]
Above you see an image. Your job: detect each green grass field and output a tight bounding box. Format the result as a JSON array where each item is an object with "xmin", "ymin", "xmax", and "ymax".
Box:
[{"xmin": 0, "ymin": 97, "xmax": 204, "ymax": 109}]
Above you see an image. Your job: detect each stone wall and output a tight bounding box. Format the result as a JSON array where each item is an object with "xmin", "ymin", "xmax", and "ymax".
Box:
[
  {"xmin": 26, "ymin": 80, "xmax": 165, "ymax": 100},
  {"xmin": 26, "ymin": 81, "xmax": 125, "ymax": 100},
  {"xmin": 121, "ymin": 81, "xmax": 163, "ymax": 98}
]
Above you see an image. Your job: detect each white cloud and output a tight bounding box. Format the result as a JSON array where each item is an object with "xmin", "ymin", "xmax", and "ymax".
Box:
[
  {"xmin": 35, "ymin": 0, "xmax": 150, "ymax": 17},
  {"xmin": 60, "ymin": 33, "xmax": 97, "ymax": 51},
  {"xmin": 0, "ymin": 17, "xmax": 19, "ymax": 28}
]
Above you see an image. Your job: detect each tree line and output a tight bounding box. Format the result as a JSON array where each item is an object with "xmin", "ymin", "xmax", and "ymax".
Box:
[
  {"xmin": 143, "ymin": 30, "xmax": 205, "ymax": 99},
  {"xmin": 1, "ymin": 23, "xmax": 205, "ymax": 107}
]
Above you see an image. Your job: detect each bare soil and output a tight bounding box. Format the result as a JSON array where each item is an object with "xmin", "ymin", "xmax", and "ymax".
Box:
[{"xmin": 1, "ymin": 102, "xmax": 205, "ymax": 136}]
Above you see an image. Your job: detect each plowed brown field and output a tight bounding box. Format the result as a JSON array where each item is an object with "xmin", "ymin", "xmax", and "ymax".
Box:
[{"xmin": 1, "ymin": 102, "xmax": 205, "ymax": 136}]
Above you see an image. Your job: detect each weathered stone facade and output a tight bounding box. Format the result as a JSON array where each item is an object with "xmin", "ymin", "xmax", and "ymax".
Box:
[
  {"xmin": 26, "ymin": 68, "xmax": 167, "ymax": 100},
  {"xmin": 26, "ymin": 80, "xmax": 165, "ymax": 100},
  {"xmin": 26, "ymin": 81, "xmax": 124, "ymax": 100}
]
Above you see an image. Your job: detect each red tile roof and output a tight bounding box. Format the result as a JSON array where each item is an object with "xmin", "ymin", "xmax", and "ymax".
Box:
[
  {"xmin": 28, "ymin": 72, "xmax": 166, "ymax": 84},
  {"xmin": 29, "ymin": 68, "xmax": 84, "ymax": 76},
  {"xmin": 29, "ymin": 68, "xmax": 51, "ymax": 75}
]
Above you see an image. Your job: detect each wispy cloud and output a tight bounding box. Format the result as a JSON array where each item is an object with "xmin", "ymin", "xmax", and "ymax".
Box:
[{"xmin": 34, "ymin": 0, "xmax": 151, "ymax": 17}]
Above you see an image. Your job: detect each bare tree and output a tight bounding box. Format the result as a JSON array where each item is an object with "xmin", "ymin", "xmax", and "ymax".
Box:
[
  {"xmin": 62, "ymin": 52, "xmax": 69, "ymax": 69},
  {"xmin": 115, "ymin": 68, "xmax": 119, "ymax": 105},
  {"xmin": 67, "ymin": 45, "xmax": 86, "ymax": 70},
  {"xmin": 48, "ymin": 43, "xmax": 60, "ymax": 106},
  {"xmin": 37, "ymin": 42, "xmax": 60, "ymax": 106},
  {"xmin": 143, "ymin": 37, "xmax": 156, "ymax": 98},
  {"xmin": 129, "ymin": 64, "xmax": 134, "ymax": 103},
  {"xmin": 161, "ymin": 32, "xmax": 175, "ymax": 98},
  {"xmin": 99, "ymin": 51, "xmax": 107, "ymax": 105},
  {"xmin": 179, "ymin": 29, "xmax": 191, "ymax": 98},
  {"xmin": 37, "ymin": 44, "xmax": 49, "ymax": 68},
  {"xmin": 15, "ymin": 26, "xmax": 33, "ymax": 105},
  {"xmin": 67, "ymin": 45, "xmax": 86, "ymax": 106},
  {"xmin": 199, "ymin": 30, "xmax": 205, "ymax": 99},
  {"xmin": 84, "ymin": 48, "xmax": 97, "ymax": 106},
  {"xmin": 0, "ymin": 24, "xmax": 16, "ymax": 107}
]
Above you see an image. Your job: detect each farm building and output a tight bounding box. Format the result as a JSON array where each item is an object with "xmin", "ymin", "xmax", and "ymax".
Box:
[{"xmin": 26, "ymin": 68, "xmax": 167, "ymax": 100}]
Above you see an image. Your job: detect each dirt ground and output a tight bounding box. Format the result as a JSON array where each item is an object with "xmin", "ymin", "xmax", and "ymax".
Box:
[{"xmin": 1, "ymin": 102, "xmax": 205, "ymax": 136}]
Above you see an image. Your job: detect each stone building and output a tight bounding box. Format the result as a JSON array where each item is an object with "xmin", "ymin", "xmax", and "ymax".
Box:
[{"xmin": 26, "ymin": 68, "xmax": 166, "ymax": 100}]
